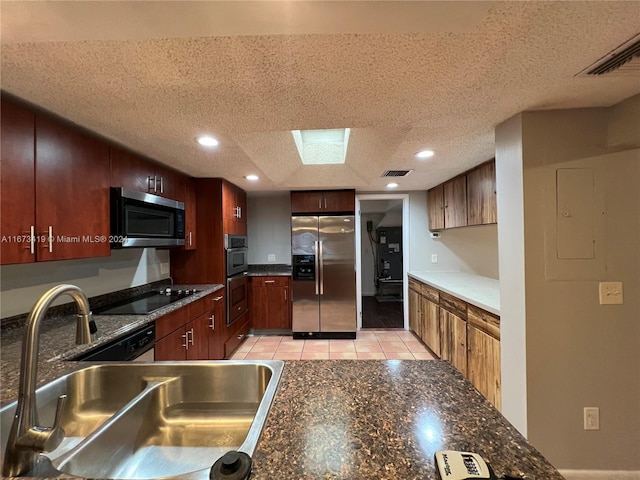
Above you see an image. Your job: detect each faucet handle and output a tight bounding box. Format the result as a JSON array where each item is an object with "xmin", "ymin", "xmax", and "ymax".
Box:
[{"xmin": 41, "ymin": 394, "xmax": 67, "ymax": 452}]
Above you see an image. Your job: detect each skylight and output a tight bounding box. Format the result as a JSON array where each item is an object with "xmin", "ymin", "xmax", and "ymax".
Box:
[{"xmin": 291, "ymin": 128, "xmax": 350, "ymax": 165}]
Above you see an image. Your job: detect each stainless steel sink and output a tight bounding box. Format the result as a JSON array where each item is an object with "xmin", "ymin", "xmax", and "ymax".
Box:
[{"xmin": 1, "ymin": 361, "xmax": 284, "ymax": 479}]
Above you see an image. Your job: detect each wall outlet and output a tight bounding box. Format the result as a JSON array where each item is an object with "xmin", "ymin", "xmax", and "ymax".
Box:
[
  {"xmin": 584, "ymin": 407, "xmax": 600, "ymax": 430},
  {"xmin": 267, "ymin": 254, "xmax": 276, "ymax": 262},
  {"xmin": 431, "ymin": 254, "xmax": 438, "ymax": 263},
  {"xmin": 160, "ymin": 262, "xmax": 170, "ymax": 274},
  {"xmin": 430, "ymin": 232, "xmax": 441, "ymax": 239},
  {"xmin": 598, "ymin": 281, "xmax": 623, "ymax": 305}
]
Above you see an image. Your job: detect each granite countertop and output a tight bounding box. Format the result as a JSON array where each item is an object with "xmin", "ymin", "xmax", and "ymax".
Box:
[
  {"xmin": 0, "ymin": 284, "xmax": 223, "ymax": 405},
  {"xmin": 248, "ymin": 264, "xmax": 292, "ymax": 276},
  {"xmin": 0, "ymin": 360, "xmax": 563, "ymax": 480},
  {"xmin": 254, "ymin": 360, "xmax": 561, "ymax": 479},
  {"xmin": 408, "ymin": 271, "xmax": 500, "ymax": 315}
]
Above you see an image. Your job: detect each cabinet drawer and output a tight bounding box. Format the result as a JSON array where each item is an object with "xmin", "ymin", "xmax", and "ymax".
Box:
[
  {"xmin": 251, "ymin": 276, "xmax": 290, "ymax": 287},
  {"xmin": 224, "ymin": 320, "xmax": 249, "ymax": 358},
  {"xmin": 409, "ymin": 277, "xmax": 423, "ymax": 294},
  {"xmin": 468, "ymin": 304, "xmax": 500, "ymax": 340},
  {"xmin": 439, "ymin": 292, "xmax": 467, "ymax": 320},
  {"xmin": 187, "ymin": 295, "xmax": 211, "ymax": 319},
  {"xmin": 155, "ymin": 306, "xmax": 189, "ymax": 339},
  {"xmin": 422, "ymin": 284, "xmax": 439, "ymax": 303}
]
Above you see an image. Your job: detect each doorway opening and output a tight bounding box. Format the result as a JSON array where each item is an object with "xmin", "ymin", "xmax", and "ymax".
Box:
[{"xmin": 355, "ymin": 194, "xmax": 409, "ymax": 330}]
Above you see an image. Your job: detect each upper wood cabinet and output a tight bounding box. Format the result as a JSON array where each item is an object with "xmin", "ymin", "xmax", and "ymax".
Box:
[
  {"xmin": 222, "ymin": 180, "xmax": 247, "ymax": 235},
  {"xmin": 1, "ymin": 96, "xmax": 110, "ymax": 264},
  {"xmin": 291, "ymin": 190, "xmax": 355, "ymax": 214},
  {"xmin": 426, "ymin": 185, "xmax": 445, "ymax": 231},
  {"xmin": 443, "ymin": 176, "xmax": 467, "ymax": 229},
  {"xmin": 1, "ymin": 97, "xmax": 36, "ymax": 265},
  {"xmin": 466, "ymin": 160, "xmax": 497, "ymax": 226},
  {"xmin": 183, "ymin": 178, "xmax": 197, "ymax": 250},
  {"xmin": 427, "ymin": 159, "xmax": 496, "ymax": 231},
  {"xmin": 110, "ymin": 146, "xmax": 185, "ymax": 202}
]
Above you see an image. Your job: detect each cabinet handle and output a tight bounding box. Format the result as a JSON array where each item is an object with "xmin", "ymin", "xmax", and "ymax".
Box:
[
  {"xmin": 188, "ymin": 231, "xmax": 192, "ymax": 246},
  {"xmin": 237, "ymin": 306, "xmax": 242, "ymax": 311},
  {"xmin": 182, "ymin": 333, "xmax": 189, "ymax": 350},
  {"xmin": 41, "ymin": 226, "xmax": 53, "ymax": 253},
  {"xmin": 237, "ymin": 333, "xmax": 245, "ymax": 341},
  {"xmin": 264, "ymin": 280, "xmax": 275, "ymax": 284},
  {"xmin": 324, "ymin": 198, "xmax": 327, "ymax": 209},
  {"xmin": 27, "ymin": 226, "xmax": 35, "ymax": 254},
  {"xmin": 318, "ymin": 199, "xmax": 322, "ymax": 209},
  {"xmin": 188, "ymin": 328, "xmax": 195, "ymax": 346},
  {"xmin": 159, "ymin": 176, "xmax": 164, "ymax": 194},
  {"xmin": 213, "ymin": 296, "xmax": 224, "ymax": 302},
  {"xmin": 238, "ymin": 206, "xmax": 242, "ymax": 219},
  {"xmin": 209, "ymin": 314, "xmax": 215, "ymax": 330},
  {"xmin": 284, "ymin": 289, "xmax": 287, "ymax": 300}
]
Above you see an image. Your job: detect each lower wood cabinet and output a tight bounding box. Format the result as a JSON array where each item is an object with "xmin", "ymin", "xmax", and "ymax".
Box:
[
  {"xmin": 250, "ymin": 276, "xmax": 292, "ymax": 330},
  {"xmin": 408, "ymin": 276, "xmax": 500, "ymax": 410},
  {"xmin": 224, "ymin": 318, "xmax": 250, "ymax": 358},
  {"xmin": 155, "ymin": 289, "xmax": 226, "ymax": 361}
]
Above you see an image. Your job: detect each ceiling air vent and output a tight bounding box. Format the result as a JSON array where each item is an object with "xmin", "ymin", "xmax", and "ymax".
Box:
[
  {"xmin": 382, "ymin": 169, "xmax": 413, "ymax": 177},
  {"xmin": 577, "ymin": 33, "xmax": 640, "ymax": 77}
]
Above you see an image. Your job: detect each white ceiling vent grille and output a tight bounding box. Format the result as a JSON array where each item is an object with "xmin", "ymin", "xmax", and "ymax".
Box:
[
  {"xmin": 382, "ymin": 170, "xmax": 413, "ymax": 177},
  {"xmin": 577, "ymin": 33, "xmax": 640, "ymax": 77}
]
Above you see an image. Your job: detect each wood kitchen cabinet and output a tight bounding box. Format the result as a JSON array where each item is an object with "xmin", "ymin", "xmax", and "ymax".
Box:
[
  {"xmin": 154, "ymin": 290, "xmax": 226, "ymax": 361},
  {"xmin": 443, "ymin": 175, "xmax": 467, "ymax": 229},
  {"xmin": 222, "ymin": 180, "xmax": 247, "ymax": 235},
  {"xmin": 251, "ymin": 276, "xmax": 292, "ymax": 330},
  {"xmin": 468, "ymin": 324, "xmax": 501, "ymax": 410},
  {"xmin": 440, "ymin": 308, "xmax": 468, "ymax": 378},
  {"xmin": 290, "ymin": 190, "xmax": 355, "ymax": 214},
  {"xmin": 421, "ymin": 285, "xmax": 441, "ymax": 357},
  {"xmin": 426, "ymin": 185, "xmax": 445, "ymax": 231},
  {"xmin": 183, "ymin": 177, "xmax": 197, "ymax": 250},
  {"xmin": 408, "ymin": 278, "xmax": 423, "ymax": 340},
  {"xmin": 1, "ymin": 95, "xmax": 111, "ymax": 264},
  {"xmin": 110, "ymin": 146, "xmax": 185, "ymax": 202},
  {"xmin": 466, "ymin": 160, "xmax": 497, "ymax": 226},
  {"xmin": 1, "ymin": 96, "xmax": 36, "ymax": 265}
]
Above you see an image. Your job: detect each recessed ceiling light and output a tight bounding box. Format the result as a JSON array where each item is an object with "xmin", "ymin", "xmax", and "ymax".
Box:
[
  {"xmin": 415, "ymin": 150, "xmax": 435, "ymax": 159},
  {"xmin": 196, "ymin": 135, "xmax": 219, "ymax": 147},
  {"xmin": 386, "ymin": 182, "xmax": 399, "ymax": 189},
  {"xmin": 245, "ymin": 174, "xmax": 259, "ymax": 181}
]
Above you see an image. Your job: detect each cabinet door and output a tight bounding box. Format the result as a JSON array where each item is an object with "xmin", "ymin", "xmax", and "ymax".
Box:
[
  {"xmin": 208, "ymin": 293, "xmax": 226, "ymax": 360},
  {"xmin": 269, "ymin": 286, "xmax": 291, "ymax": 329},
  {"xmin": 184, "ymin": 178, "xmax": 197, "ymax": 250},
  {"xmin": 467, "ymin": 325, "xmax": 501, "ymax": 410},
  {"xmin": 236, "ymin": 188, "xmax": 247, "ymax": 223},
  {"xmin": 186, "ymin": 312, "xmax": 211, "ymax": 360},
  {"xmin": 440, "ymin": 309, "xmax": 467, "ymax": 377},
  {"xmin": 427, "ymin": 185, "xmax": 445, "ymax": 231},
  {"xmin": 250, "ymin": 284, "xmax": 271, "ymax": 329},
  {"xmin": 422, "ymin": 297, "xmax": 440, "ymax": 357},
  {"xmin": 155, "ymin": 328, "xmax": 187, "ymax": 361},
  {"xmin": 322, "ymin": 190, "xmax": 355, "ymax": 213},
  {"xmin": 110, "ymin": 147, "xmax": 156, "ymax": 193},
  {"xmin": 1, "ymin": 98, "xmax": 36, "ymax": 265},
  {"xmin": 467, "ymin": 160, "xmax": 497, "ymax": 226},
  {"xmin": 291, "ymin": 191, "xmax": 324, "ymax": 214},
  {"xmin": 35, "ymin": 114, "xmax": 110, "ymax": 261},
  {"xmin": 408, "ymin": 287, "xmax": 422, "ymax": 338},
  {"xmin": 443, "ymin": 176, "xmax": 467, "ymax": 228},
  {"xmin": 155, "ymin": 164, "xmax": 185, "ymax": 202}
]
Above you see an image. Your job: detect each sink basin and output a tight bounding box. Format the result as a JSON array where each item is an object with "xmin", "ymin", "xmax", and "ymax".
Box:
[{"xmin": 1, "ymin": 361, "xmax": 284, "ymax": 479}]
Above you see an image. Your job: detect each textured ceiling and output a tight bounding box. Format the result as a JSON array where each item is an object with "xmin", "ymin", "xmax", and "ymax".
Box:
[{"xmin": 1, "ymin": 1, "xmax": 639, "ymax": 192}]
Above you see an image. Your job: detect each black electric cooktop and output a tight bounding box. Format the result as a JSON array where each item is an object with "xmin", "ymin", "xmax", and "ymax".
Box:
[{"xmin": 93, "ymin": 289, "xmax": 199, "ymax": 315}]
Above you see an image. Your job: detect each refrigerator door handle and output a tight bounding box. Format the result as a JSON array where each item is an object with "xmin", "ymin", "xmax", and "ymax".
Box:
[
  {"xmin": 319, "ymin": 240, "xmax": 324, "ymax": 296},
  {"xmin": 314, "ymin": 241, "xmax": 320, "ymax": 296}
]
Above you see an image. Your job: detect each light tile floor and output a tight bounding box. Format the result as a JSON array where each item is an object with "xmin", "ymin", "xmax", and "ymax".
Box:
[{"xmin": 229, "ymin": 330, "xmax": 437, "ymax": 360}]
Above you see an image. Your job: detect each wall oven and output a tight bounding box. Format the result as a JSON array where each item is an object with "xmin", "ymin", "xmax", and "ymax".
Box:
[
  {"xmin": 225, "ymin": 234, "xmax": 249, "ymax": 277},
  {"xmin": 225, "ymin": 234, "xmax": 249, "ymax": 325}
]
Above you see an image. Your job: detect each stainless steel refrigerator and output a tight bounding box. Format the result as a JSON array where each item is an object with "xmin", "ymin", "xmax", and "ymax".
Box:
[{"xmin": 291, "ymin": 215, "xmax": 356, "ymax": 339}]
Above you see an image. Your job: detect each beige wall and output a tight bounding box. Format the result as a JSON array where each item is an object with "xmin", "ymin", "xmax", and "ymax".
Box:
[
  {"xmin": 497, "ymin": 95, "xmax": 640, "ymax": 470},
  {"xmin": 0, "ymin": 248, "xmax": 170, "ymax": 318}
]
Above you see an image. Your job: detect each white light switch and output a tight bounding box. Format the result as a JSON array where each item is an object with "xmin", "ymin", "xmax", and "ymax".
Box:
[
  {"xmin": 160, "ymin": 262, "xmax": 170, "ymax": 274},
  {"xmin": 267, "ymin": 254, "xmax": 276, "ymax": 262},
  {"xmin": 599, "ymin": 282, "xmax": 623, "ymax": 305},
  {"xmin": 431, "ymin": 254, "xmax": 438, "ymax": 263}
]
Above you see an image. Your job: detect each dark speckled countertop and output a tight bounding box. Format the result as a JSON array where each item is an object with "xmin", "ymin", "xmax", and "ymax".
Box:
[
  {"xmin": 251, "ymin": 361, "xmax": 563, "ymax": 480},
  {"xmin": 248, "ymin": 264, "xmax": 292, "ymax": 276},
  {"xmin": 0, "ymin": 284, "xmax": 223, "ymax": 405}
]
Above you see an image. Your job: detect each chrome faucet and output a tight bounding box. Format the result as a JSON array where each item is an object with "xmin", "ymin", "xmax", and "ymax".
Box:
[{"xmin": 2, "ymin": 284, "xmax": 94, "ymax": 477}]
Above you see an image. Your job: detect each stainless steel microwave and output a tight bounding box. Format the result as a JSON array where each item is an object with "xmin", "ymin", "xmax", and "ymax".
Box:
[{"xmin": 110, "ymin": 187, "xmax": 185, "ymax": 248}]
